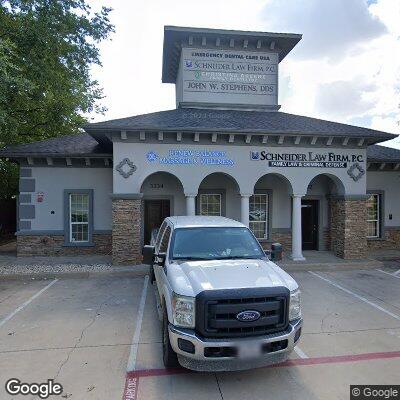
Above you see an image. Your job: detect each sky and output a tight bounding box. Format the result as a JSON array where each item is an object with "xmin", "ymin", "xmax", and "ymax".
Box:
[{"xmin": 88, "ymin": 0, "xmax": 400, "ymax": 148}]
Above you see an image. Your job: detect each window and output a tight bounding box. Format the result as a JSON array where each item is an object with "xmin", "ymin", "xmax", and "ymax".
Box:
[
  {"xmin": 249, "ymin": 194, "xmax": 269, "ymax": 239},
  {"xmin": 200, "ymin": 194, "xmax": 221, "ymax": 216},
  {"xmin": 70, "ymin": 194, "xmax": 90, "ymax": 242},
  {"xmin": 159, "ymin": 226, "xmax": 171, "ymax": 253},
  {"xmin": 367, "ymin": 194, "xmax": 380, "ymax": 238},
  {"xmin": 64, "ymin": 190, "xmax": 93, "ymax": 246}
]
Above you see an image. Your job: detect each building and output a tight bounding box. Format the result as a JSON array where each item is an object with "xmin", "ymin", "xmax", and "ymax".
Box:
[{"xmin": 1, "ymin": 26, "xmax": 399, "ymax": 264}]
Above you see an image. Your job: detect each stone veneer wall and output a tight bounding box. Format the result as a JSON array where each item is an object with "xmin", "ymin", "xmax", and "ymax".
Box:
[
  {"xmin": 17, "ymin": 234, "xmax": 111, "ymax": 256},
  {"xmin": 112, "ymin": 198, "xmax": 142, "ymax": 265},
  {"xmin": 330, "ymin": 198, "xmax": 367, "ymax": 259},
  {"xmin": 367, "ymin": 228, "xmax": 400, "ymax": 250},
  {"xmin": 260, "ymin": 231, "xmax": 292, "ymax": 255}
]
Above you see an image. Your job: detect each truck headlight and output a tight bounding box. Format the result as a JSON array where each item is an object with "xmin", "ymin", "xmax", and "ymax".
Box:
[
  {"xmin": 289, "ymin": 289, "xmax": 301, "ymax": 321},
  {"xmin": 172, "ymin": 293, "xmax": 195, "ymax": 328}
]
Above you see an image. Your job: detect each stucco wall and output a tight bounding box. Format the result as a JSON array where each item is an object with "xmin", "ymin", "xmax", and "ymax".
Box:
[
  {"xmin": 367, "ymin": 171, "xmax": 400, "ymax": 228},
  {"xmin": 113, "ymin": 141, "xmax": 367, "ymax": 197},
  {"xmin": 19, "ymin": 167, "xmax": 112, "ymax": 232}
]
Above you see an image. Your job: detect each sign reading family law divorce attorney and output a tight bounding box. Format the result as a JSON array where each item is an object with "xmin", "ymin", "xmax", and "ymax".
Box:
[
  {"xmin": 250, "ymin": 150, "xmax": 364, "ymax": 168},
  {"xmin": 146, "ymin": 149, "xmax": 235, "ymax": 166},
  {"xmin": 180, "ymin": 48, "xmax": 278, "ymax": 107}
]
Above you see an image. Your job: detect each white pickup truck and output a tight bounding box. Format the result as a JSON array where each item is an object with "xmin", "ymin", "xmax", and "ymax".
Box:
[{"xmin": 143, "ymin": 216, "xmax": 302, "ymax": 371}]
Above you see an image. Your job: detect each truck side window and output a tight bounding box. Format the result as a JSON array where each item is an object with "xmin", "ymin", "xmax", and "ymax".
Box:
[{"xmin": 159, "ymin": 226, "xmax": 171, "ymax": 253}]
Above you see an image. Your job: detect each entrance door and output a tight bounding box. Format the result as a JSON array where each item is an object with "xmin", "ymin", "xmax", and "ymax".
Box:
[
  {"xmin": 301, "ymin": 199, "xmax": 319, "ymax": 250},
  {"xmin": 144, "ymin": 200, "xmax": 170, "ymax": 245}
]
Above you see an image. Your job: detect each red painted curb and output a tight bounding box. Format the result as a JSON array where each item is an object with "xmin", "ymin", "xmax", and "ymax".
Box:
[{"xmin": 125, "ymin": 350, "xmax": 400, "ymax": 380}]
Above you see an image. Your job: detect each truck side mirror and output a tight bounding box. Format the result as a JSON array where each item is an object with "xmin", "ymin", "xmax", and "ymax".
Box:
[{"xmin": 142, "ymin": 245, "xmax": 155, "ymax": 265}]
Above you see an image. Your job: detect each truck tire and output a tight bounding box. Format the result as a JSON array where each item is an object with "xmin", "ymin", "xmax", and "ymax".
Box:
[{"xmin": 162, "ymin": 307, "xmax": 179, "ymax": 368}]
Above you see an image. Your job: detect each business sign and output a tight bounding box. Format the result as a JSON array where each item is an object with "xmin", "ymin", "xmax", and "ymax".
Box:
[
  {"xmin": 180, "ymin": 48, "xmax": 278, "ymax": 107},
  {"xmin": 146, "ymin": 149, "xmax": 235, "ymax": 166},
  {"xmin": 250, "ymin": 150, "xmax": 364, "ymax": 169}
]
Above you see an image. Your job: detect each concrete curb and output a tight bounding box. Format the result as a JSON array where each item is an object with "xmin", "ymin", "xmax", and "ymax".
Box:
[{"xmin": 0, "ymin": 265, "xmax": 150, "ymax": 281}]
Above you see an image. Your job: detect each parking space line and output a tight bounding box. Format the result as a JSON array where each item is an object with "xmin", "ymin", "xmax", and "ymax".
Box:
[
  {"xmin": 127, "ymin": 275, "xmax": 149, "ymax": 372},
  {"xmin": 0, "ymin": 279, "xmax": 58, "ymax": 329},
  {"xmin": 376, "ymin": 269, "xmax": 400, "ymax": 279},
  {"xmin": 294, "ymin": 346, "xmax": 309, "ymax": 359},
  {"xmin": 394, "ymin": 269, "xmax": 400, "ymax": 276},
  {"xmin": 309, "ymin": 271, "xmax": 400, "ymax": 321},
  {"xmin": 123, "ymin": 275, "xmax": 149, "ymax": 400}
]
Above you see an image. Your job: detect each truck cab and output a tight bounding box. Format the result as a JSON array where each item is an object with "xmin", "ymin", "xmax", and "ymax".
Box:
[{"xmin": 143, "ymin": 216, "xmax": 302, "ymax": 371}]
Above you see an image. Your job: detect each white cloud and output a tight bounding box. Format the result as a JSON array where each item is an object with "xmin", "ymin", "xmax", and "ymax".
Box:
[{"xmin": 262, "ymin": 0, "xmax": 386, "ymax": 60}]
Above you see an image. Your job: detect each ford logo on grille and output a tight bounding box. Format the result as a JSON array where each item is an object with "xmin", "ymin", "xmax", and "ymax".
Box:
[{"xmin": 236, "ymin": 310, "xmax": 261, "ymax": 322}]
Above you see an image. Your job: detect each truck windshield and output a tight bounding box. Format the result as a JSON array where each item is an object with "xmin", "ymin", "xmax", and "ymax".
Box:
[{"xmin": 170, "ymin": 227, "xmax": 265, "ymax": 261}]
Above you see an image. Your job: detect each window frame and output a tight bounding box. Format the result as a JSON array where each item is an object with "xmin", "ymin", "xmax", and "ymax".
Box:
[
  {"xmin": 366, "ymin": 192, "xmax": 383, "ymax": 239},
  {"xmin": 249, "ymin": 189, "xmax": 272, "ymax": 241},
  {"xmin": 197, "ymin": 189, "xmax": 226, "ymax": 216},
  {"xmin": 64, "ymin": 189, "xmax": 94, "ymax": 247},
  {"xmin": 249, "ymin": 192, "xmax": 270, "ymax": 240}
]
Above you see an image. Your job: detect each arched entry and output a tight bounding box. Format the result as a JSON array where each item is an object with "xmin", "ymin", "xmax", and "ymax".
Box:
[
  {"xmin": 140, "ymin": 172, "xmax": 185, "ymax": 244},
  {"xmin": 197, "ymin": 172, "xmax": 241, "ymax": 220},
  {"xmin": 252, "ymin": 173, "xmax": 293, "ymax": 250},
  {"xmin": 303, "ymin": 173, "xmax": 345, "ymax": 251}
]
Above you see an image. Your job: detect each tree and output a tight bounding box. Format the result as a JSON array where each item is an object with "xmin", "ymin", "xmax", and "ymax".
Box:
[{"xmin": 0, "ymin": 0, "xmax": 114, "ymax": 199}]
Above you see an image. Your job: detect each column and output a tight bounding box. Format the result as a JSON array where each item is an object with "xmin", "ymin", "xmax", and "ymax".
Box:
[
  {"xmin": 185, "ymin": 195, "xmax": 196, "ymax": 216},
  {"xmin": 240, "ymin": 195, "xmax": 250, "ymax": 227},
  {"xmin": 291, "ymin": 194, "xmax": 305, "ymax": 261}
]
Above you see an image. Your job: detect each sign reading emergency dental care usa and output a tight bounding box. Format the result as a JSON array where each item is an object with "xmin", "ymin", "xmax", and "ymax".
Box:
[{"xmin": 179, "ymin": 48, "xmax": 278, "ymax": 107}]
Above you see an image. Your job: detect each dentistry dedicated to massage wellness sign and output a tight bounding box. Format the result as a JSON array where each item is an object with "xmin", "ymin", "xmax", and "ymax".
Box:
[{"xmin": 180, "ymin": 48, "xmax": 278, "ymax": 107}]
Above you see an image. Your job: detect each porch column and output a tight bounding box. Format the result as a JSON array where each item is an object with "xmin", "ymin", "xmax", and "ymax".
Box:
[
  {"xmin": 291, "ymin": 194, "xmax": 305, "ymax": 261},
  {"xmin": 240, "ymin": 194, "xmax": 250, "ymax": 227},
  {"xmin": 185, "ymin": 195, "xmax": 196, "ymax": 216}
]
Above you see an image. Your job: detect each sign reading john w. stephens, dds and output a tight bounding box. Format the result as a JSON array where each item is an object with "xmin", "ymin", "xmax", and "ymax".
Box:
[{"xmin": 250, "ymin": 150, "xmax": 364, "ymax": 168}]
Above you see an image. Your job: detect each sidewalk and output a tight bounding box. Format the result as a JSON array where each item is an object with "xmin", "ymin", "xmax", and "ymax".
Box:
[{"xmin": 277, "ymin": 250, "xmax": 383, "ymax": 272}]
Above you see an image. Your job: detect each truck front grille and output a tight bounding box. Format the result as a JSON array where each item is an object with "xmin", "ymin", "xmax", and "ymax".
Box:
[{"xmin": 195, "ymin": 287, "xmax": 289, "ymax": 338}]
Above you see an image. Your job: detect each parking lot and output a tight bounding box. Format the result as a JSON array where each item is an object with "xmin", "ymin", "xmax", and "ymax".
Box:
[{"xmin": 0, "ymin": 266, "xmax": 399, "ymax": 399}]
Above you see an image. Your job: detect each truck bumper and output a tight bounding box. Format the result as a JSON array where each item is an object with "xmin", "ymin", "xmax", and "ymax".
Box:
[{"xmin": 168, "ymin": 319, "xmax": 302, "ymax": 372}]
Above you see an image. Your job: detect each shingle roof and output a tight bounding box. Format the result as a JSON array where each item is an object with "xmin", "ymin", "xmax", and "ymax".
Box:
[
  {"xmin": 367, "ymin": 144, "xmax": 400, "ymax": 162},
  {"xmin": 0, "ymin": 133, "xmax": 111, "ymax": 158},
  {"xmin": 84, "ymin": 108, "xmax": 395, "ymax": 140}
]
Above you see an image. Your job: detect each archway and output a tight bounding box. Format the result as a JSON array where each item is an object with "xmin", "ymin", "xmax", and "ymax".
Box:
[
  {"xmin": 197, "ymin": 172, "xmax": 241, "ymax": 220},
  {"xmin": 140, "ymin": 172, "xmax": 185, "ymax": 244},
  {"xmin": 251, "ymin": 173, "xmax": 294, "ymax": 250},
  {"xmin": 303, "ymin": 173, "xmax": 346, "ymax": 251}
]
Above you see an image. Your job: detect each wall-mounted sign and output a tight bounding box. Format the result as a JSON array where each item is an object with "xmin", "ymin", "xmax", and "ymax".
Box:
[
  {"xmin": 179, "ymin": 48, "xmax": 278, "ymax": 108},
  {"xmin": 146, "ymin": 149, "xmax": 235, "ymax": 166},
  {"xmin": 250, "ymin": 150, "xmax": 364, "ymax": 169}
]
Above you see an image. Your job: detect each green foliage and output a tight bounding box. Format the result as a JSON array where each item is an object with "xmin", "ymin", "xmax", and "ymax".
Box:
[{"xmin": 0, "ymin": 0, "xmax": 114, "ymax": 199}]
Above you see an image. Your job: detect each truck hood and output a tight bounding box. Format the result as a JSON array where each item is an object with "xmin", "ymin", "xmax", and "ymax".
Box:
[{"xmin": 168, "ymin": 258, "xmax": 298, "ymax": 297}]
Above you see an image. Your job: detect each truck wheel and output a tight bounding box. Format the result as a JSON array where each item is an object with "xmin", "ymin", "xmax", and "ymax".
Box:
[{"xmin": 162, "ymin": 308, "xmax": 179, "ymax": 368}]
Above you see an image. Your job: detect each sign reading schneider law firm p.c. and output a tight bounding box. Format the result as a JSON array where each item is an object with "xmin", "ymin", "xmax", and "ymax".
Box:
[
  {"xmin": 145, "ymin": 149, "xmax": 364, "ymax": 168},
  {"xmin": 180, "ymin": 48, "xmax": 278, "ymax": 107}
]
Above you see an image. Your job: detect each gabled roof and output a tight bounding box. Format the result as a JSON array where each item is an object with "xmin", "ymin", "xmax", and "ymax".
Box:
[
  {"xmin": 162, "ymin": 26, "xmax": 302, "ymax": 83},
  {"xmin": 84, "ymin": 108, "xmax": 396, "ymax": 141},
  {"xmin": 0, "ymin": 133, "xmax": 111, "ymax": 158},
  {"xmin": 367, "ymin": 144, "xmax": 400, "ymax": 162}
]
